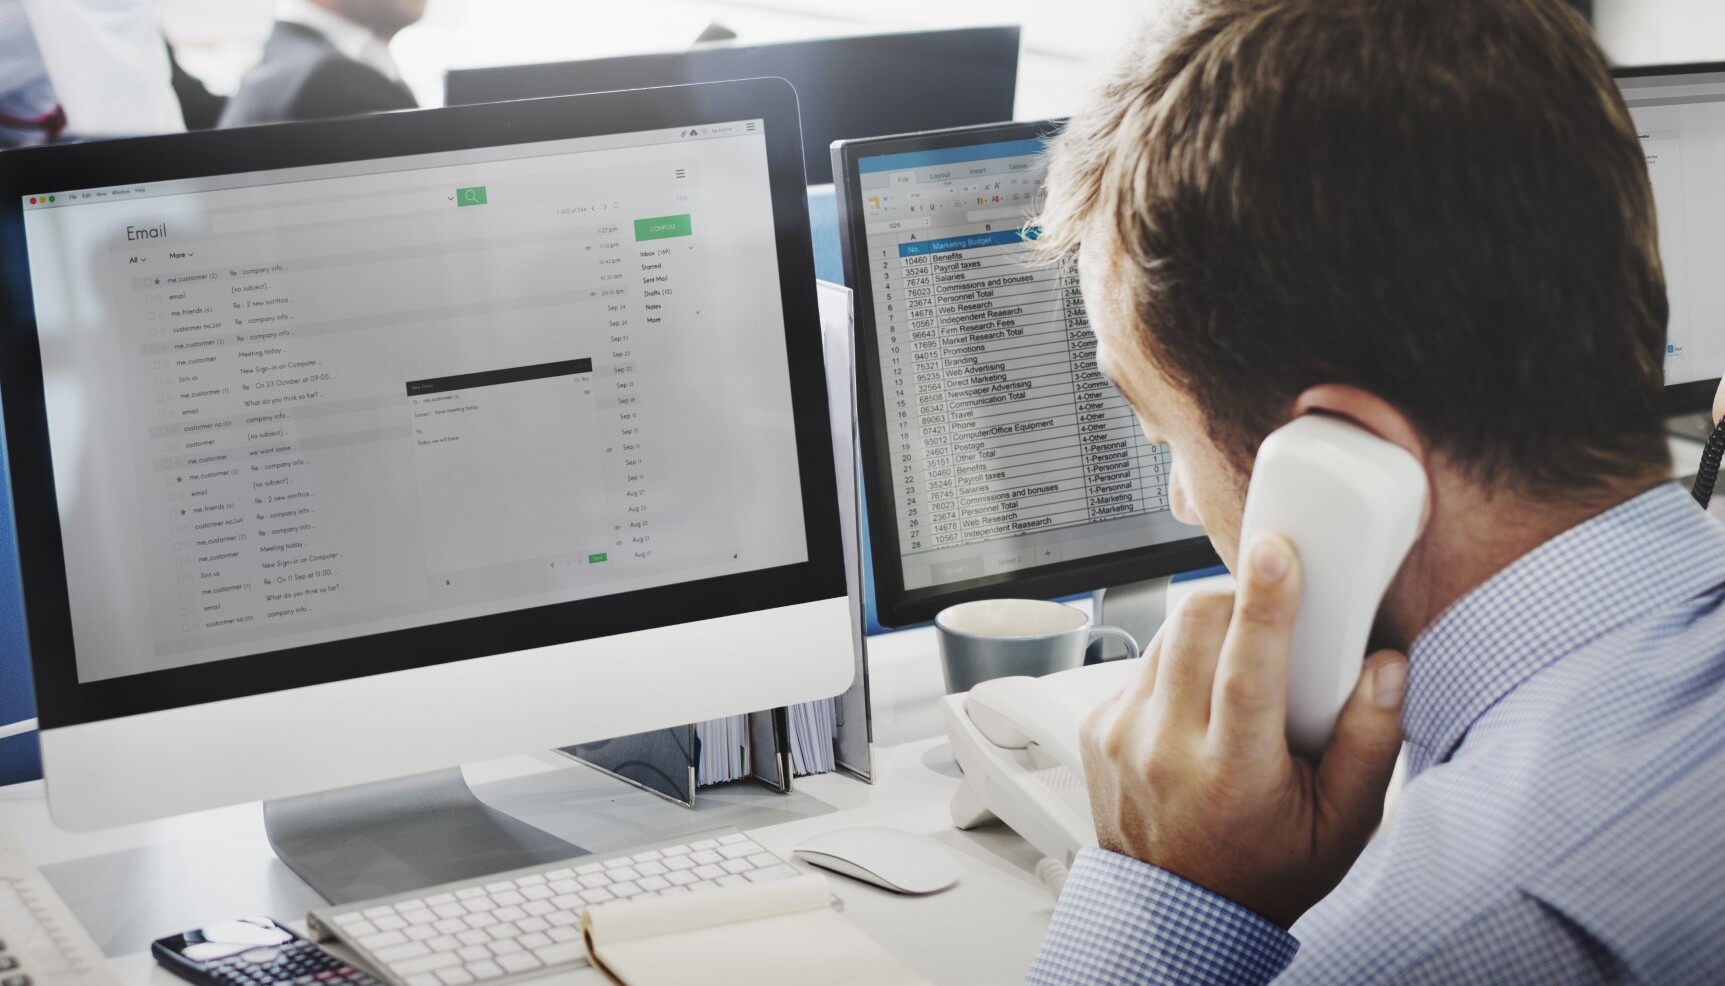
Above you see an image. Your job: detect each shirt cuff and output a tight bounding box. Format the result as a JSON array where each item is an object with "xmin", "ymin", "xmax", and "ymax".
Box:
[{"xmin": 1026, "ymin": 848, "xmax": 1299, "ymax": 986}]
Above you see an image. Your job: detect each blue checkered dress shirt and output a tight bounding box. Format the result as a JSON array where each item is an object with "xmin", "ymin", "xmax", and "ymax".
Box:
[{"xmin": 1029, "ymin": 482, "xmax": 1725, "ymax": 984}]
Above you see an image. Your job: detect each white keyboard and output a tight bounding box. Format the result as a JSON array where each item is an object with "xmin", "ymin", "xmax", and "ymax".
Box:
[
  {"xmin": 0, "ymin": 827, "xmax": 117, "ymax": 986},
  {"xmin": 307, "ymin": 830, "xmax": 801, "ymax": 986}
]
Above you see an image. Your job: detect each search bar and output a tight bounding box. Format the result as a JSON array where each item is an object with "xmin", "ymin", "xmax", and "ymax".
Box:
[{"xmin": 211, "ymin": 189, "xmax": 460, "ymax": 235}]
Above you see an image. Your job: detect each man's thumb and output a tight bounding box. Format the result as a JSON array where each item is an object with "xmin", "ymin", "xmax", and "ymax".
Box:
[{"xmin": 1314, "ymin": 650, "xmax": 1407, "ymax": 844}]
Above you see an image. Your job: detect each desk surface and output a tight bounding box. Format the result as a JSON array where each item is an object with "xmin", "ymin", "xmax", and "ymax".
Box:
[{"xmin": 0, "ymin": 603, "xmax": 1155, "ymax": 986}]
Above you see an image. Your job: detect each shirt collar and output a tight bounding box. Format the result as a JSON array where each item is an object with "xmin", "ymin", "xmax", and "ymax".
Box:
[
  {"xmin": 275, "ymin": 0, "xmax": 401, "ymax": 82},
  {"xmin": 1402, "ymin": 482, "xmax": 1725, "ymax": 772}
]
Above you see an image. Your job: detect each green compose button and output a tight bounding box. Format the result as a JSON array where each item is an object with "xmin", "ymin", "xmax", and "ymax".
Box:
[
  {"xmin": 634, "ymin": 214, "xmax": 691, "ymax": 240},
  {"xmin": 588, "ymin": 552, "xmax": 608, "ymax": 564}
]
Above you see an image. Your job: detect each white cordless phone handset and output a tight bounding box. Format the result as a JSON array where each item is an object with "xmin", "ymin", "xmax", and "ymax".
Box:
[{"xmin": 1237, "ymin": 415, "xmax": 1428, "ymax": 758}]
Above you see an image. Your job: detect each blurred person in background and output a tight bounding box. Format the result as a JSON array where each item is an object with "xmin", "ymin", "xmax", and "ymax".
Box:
[
  {"xmin": 219, "ymin": 0, "xmax": 425, "ymax": 128},
  {"xmin": 0, "ymin": 0, "xmax": 184, "ymax": 147}
]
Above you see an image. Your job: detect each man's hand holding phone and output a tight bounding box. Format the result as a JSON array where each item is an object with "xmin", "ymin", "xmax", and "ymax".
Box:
[{"xmin": 1079, "ymin": 534, "xmax": 1409, "ymax": 928}]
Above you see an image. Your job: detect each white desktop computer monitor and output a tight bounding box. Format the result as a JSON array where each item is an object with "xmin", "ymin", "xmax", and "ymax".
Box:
[
  {"xmin": 832, "ymin": 121, "xmax": 1219, "ymax": 634},
  {"xmin": 1616, "ymin": 63, "xmax": 1725, "ymax": 415},
  {"xmin": 0, "ymin": 80, "xmax": 852, "ymax": 889}
]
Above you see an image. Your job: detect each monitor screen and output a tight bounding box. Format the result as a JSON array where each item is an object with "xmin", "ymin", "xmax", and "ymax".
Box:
[
  {"xmin": 16, "ymin": 115, "xmax": 812, "ymax": 686},
  {"xmin": 1617, "ymin": 65, "xmax": 1725, "ymax": 405},
  {"xmin": 444, "ymin": 27, "xmax": 1020, "ymax": 186},
  {"xmin": 835, "ymin": 122, "xmax": 1216, "ymax": 628}
]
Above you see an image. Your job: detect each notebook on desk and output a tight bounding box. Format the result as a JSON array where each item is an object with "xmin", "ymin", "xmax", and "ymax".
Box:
[{"xmin": 580, "ymin": 874, "xmax": 928, "ymax": 986}]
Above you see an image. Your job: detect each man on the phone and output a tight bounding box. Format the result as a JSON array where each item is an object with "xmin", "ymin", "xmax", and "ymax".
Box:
[{"xmin": 1027, "ymin": 0, "xmax": 1725, "ymax": 982}]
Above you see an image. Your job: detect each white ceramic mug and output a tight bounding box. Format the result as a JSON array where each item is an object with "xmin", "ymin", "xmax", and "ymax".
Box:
[{"xmin": 934, "ymin": 598, "xmax": 1140, "ymax": 694}]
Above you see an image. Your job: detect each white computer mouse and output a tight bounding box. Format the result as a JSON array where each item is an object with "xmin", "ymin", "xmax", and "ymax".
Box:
[{"xmin": 791, "ymin": 826, "xmax": 961, "ymax": 894}]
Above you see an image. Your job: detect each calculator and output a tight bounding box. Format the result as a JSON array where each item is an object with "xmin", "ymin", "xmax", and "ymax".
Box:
[{"xmin": 153, "ymin": 918, "xmax": 382, "ymax": 986}]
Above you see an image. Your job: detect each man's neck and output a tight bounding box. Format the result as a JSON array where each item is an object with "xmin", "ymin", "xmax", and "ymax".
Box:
[{"xmin": 1380, "ymin": 469, "xmax": 1670, "ymax": 653}]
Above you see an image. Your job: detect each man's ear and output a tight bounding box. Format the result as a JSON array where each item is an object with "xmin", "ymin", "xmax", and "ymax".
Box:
[{"xmin": 1291, "ymin": 385, "xmax": 1427, "ymax": 464}]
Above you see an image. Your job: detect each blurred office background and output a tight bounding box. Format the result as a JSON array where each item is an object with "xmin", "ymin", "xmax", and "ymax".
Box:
[{"xmin": 155, "ymin": 0, "xmax": 1725, "ymax": 125}]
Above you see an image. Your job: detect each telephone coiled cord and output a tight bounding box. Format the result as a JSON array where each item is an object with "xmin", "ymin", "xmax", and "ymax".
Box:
[{"xmin": 1692, "ymin": 418, "xmax": 1725, "ymax": 509}]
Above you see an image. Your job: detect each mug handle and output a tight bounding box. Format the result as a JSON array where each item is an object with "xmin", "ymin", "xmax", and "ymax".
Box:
[{"xmin": 1087, "ymin": 625, "xmax": 1140, "ymax": 662}]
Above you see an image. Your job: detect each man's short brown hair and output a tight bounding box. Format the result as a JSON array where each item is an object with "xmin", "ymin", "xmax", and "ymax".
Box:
[{"xmin": 1038, "ymin": 0, "xmax": 1670, "ymax": 495}]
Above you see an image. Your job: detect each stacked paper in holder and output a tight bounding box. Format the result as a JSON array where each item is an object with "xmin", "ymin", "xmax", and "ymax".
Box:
[
  {"xmin": 788, "ymin": 697, "xmax": 838, "ymax": 777},
  {"xmin": 693, "ymin": 715, "xmax": 751, "ymax": 785}
]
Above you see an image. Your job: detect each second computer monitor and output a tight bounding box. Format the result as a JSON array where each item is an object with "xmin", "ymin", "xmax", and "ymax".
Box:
[
  {"xmin": 833, "ymin": 121, "xmax": 1218, "ymax": 629},
  {"xmin": 444, "ymin": 27, "xmax": 1021, "ymax": 186}
]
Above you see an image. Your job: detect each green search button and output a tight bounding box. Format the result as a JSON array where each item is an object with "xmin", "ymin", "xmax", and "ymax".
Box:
[
  {"xmin": 456, "ymin": 186, "xmax": 488, "ymax": 207},
  {"xmin": 634, "ymin": 214, "xmax": 691, "ymax": 241}
]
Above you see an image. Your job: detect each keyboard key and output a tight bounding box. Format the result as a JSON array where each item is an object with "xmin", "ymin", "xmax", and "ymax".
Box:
[
  {"xmin": 432, "ymin": 904, "xmax": 465, "ymax": 921},
  {"xmin": 548, "ymin": 878, "xmax": 579, "ymax": 894},
  {"xmin": 520, "ymin": 885, "xmax": 554, "ymax": 901},
  {"xmin": 610, "ymin": 880, "xmax": 643, "ymax": 898},
  {"xmin": 370, "ymin": 942, "xmax": 424, "ymax": 963},
  {"xmin": 662, "ymin": 845, "xmax": 691, "ymax": 857},
  {"xmin": 545, "ymin": 868, "xmax": 574, "ymax": 881},
  {"xmin": 579, "ymin": 888, "xmax": 615, "ymax": 905},
  {"xmin": 425, "ymin": 894, "xmax": 457, "ymax": 906},
  {"xmin": 495, "ymin": 954, "xmax": 542, "ymax": 975},
  {"xmin": 533, "ymin": 941, "xmax": 585, "ymax": 966},
  {"xmin": 718, "ymin": 834, "xmax": 749, "ymax": 846},
  {"xmin": 717, "ymin": 874, "xmax": 749, "ymax": 888},
  {"xmin": 357, "ymin": 932, "xmax": 408, "ymax": 951},
  {"xmin": 635, "ymin": 860, "xmax": 668, "ymax": 877},
  {"xmin": 721, "ymin": 859, "xmax": 753, "ymax": 874},
  {"xmin": 465, "ymin": 961, "xmax": 503, "ymax": 982},
  {"xmin": 332, "ymin": 913, "xmax": 366, "ymax": 926},
  {"xmin": 455, "ymin": 947, "xmax": 489, "ymax": 962},
  {"xmin": 575, "ymin": 863, "xmax": 604, "ymax": 876},
  {"xmin": 516, "ymin": 874, "xmax": 546, "ymax": 886},
  {"xmin": 404, "ymin": 926, "xmax": 437, "ymax": 943},
  {"xmin": 546, "ymin": 911, "xmax": 582, "ymax": 928},
  {"xmin": 691, "ymin": 839, "xmax": 719, "ymax": 851},
  {"xmin": 401, "ymin": 910, "xmax": 437, "ymax": 926},
  {"xmin": 373, "ymin": 915, "xmax": 408, "ymax": 932},
  {"xmin": 517, "ymin": 932, "xmax": 552, "ymax": 950},
  {"xmin": 346, "ymin": 921, "xmax": 378, "ymax": 939},
  {"xmin": 608, "ymin": 866, "xmax": 641, "ymax": 882},
  {"xmin": 492, "ymin": 906, "xmax": 525, "ymax": 923},
  {"xmin": 665, "ymin": 870, "xmax": 697, "ymax": 886},
  {"xmin": 404, "ymin": 976, "xmax": 439, "ymax": 986},
  {"xmin": 432, "ymin": 919, "xmax": 466, "ymax": 935},
  {"xmin": 693, "ymin": 864, "xmax": 725, "ymax": 880},
  {"xmin": 547, "ymin": 926, "xmax": 580, "ymax": 943},
  {"xmin": 659, "ymin": 885, "xmax": 690, "ymax": 895},
  {"xmin": 747, "ymin": 864, "xmax": 801, "ymax": 882},
  {"xmin": 482, "ymin": 881, "xmax": 516, "ymax": 894},
  {"xmin": 363, "ymin": 906, "xmax": 396, "ymax": 919},
  {"xmin": 748, "ymin": 853, "xmax": 781, "ymax": 869},
  {"xmin": 638, "ymin": 876, "xmax": 670, "ymax": 892},
  {"xmin": 455, "ymin": 889, "xmax": 485, "ymax": 900},
  {"xmin": 462, "ymin": 899, "xmax": 494, "ymax": 914},
  {"xmin": 486, "ymin": 941, "xmax": 521, "ymax": 957},
  {"xmin": 522, "ymin": 900, "xmax": 555, "ymax": 917},
  {"xmin": 551, "ymin": 894, "xmax": 583, "ymax": 911},
  {"xmin": 492, "ymin": 891, "xmax": 525, "ymax": 907},
  {"xmin": 433, "ymin": 968, "xmax": 472, "ymax": 986},
  {"xmin": 461, "ymin": 913, "xmax": 496, "ymax": 929},
  {"xmin": 516, "ymin": 917, "xmax": 549, "ymax": 933},
  {"xmin": 454, "ymin": 931, "xmax": 489, "ymax": 947},
  {"xmin": 484, "ymin": 924, "xmax": 517, "ymax": 942},
  {"xmin": 391, "ymin": 953, "xmax": 459, "ymax": 976},
  {"xmin": 663, "ymin": 856, "xmax": 695, "ymax": 872},
  {"xmin": 426, "ymin": 936, "xmax": 461, "ymax": 953},
  {"xmin": 577, "ymin": 874, "xmax": 611, "ymax": 890},
  {"xmin": 690, "ymin": 850, "xmax": 722, "ymax": 865}
]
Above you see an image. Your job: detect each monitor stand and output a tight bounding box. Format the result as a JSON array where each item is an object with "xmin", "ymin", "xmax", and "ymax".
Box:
[
  {"xmin": 1089, "ymin": 577, "xmax": 1171, "ymax": 662},
  {"xmin": 263, "ymin": 767, "xmax": 584, "ymax": 904}
]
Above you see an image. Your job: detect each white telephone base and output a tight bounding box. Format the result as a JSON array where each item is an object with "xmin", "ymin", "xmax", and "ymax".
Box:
[{"xmin": 943, "ymin": 659, "xmax": 1143, "ymax": 867}]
